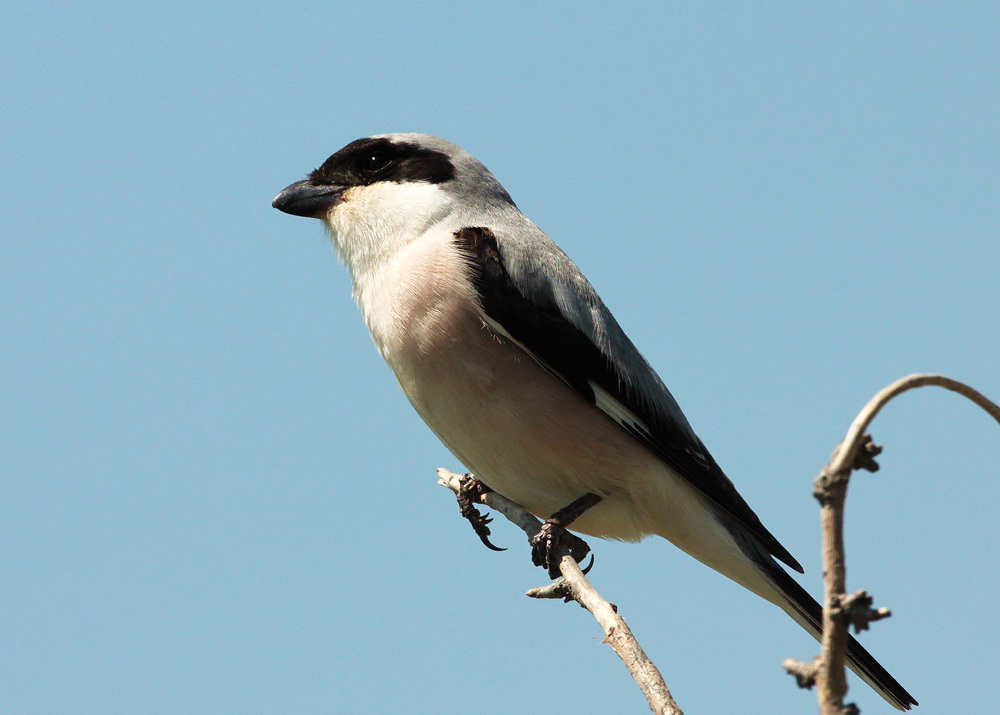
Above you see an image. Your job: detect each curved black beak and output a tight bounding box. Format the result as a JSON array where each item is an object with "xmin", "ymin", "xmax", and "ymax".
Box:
[{"xmin": 272, "ymin": 179, "xmax": 345, "ymax": 218}]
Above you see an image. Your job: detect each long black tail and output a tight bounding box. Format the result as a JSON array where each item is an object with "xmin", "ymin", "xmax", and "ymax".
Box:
[{"xmin": 768, "ymin": 564, "xmax": 918, "ymax": 710}]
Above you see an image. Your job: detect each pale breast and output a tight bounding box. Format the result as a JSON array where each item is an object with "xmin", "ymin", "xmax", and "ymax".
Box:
[{"xmin": 351, "ymin": 234, "xmax": 673, "ymax": 538}]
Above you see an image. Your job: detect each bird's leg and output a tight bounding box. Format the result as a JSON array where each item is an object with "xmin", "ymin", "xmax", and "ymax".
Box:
[
  {"xmin": 455, "ymin": 474, "xmax": 507, "ymax": 552},
  {"xmin": 531, "ymin": 493, "xmax": 602, "ymax": 578}
]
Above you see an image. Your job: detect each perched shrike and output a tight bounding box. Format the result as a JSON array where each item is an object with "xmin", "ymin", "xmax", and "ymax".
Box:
[{"xmin": 273, "ymin": 133, "xmax": 916, "ymax": 710}]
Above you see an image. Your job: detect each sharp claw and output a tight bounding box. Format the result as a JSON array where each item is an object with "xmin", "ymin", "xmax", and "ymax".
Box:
[
  {"xmin": 455, "ymin": 475, "xmax": 506, "ymax": 553},
  {"xmin": 580, "ymin": 554, "xmax": 595, "ymax": 574},
  {"xmin": 467, "ymin": 508, "xmax": 505, "ymax": 552},
  {"xmin": 478, "ymin": 534, "xmax": 507, "ymax": 552}
]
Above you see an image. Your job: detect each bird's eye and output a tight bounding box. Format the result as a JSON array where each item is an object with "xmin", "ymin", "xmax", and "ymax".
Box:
[{"xmin": 359, "ymin": 151, "xmax": 392, "ymax": 174}]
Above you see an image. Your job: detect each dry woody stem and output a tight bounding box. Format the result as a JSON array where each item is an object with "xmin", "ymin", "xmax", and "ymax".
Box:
[
  {"xmin": 439, "ymin": 374, "xmax": 1000, "ymax": 714},
  {"xmin": 811, "ymin": 374, "xmax": 1000, "ymax": 714},
  {"xmin": 438, "ymin": 468, "xmax": 683, "ymax": 715}
]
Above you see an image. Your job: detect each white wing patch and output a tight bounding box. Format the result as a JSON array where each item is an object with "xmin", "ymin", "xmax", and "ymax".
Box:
[
  {"xmin": 590, "ymin": 382, "xmax": 655, "ymax": 441},
  {"xmin": 482, "ymin": 312, "xmax": 703, "ymax": 466},
  {"xmin": 484, "ymin": 314, "xmax": 654, "ymax": 440},
  {"xmin": 481, "ymin": 314, "xmax": 517, "ymax": 344}
]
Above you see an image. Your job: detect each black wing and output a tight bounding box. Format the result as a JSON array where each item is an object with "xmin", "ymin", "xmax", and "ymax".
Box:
[{"xmin": 454, "ymin": 226, "xmax": 802, "ymax": 573}]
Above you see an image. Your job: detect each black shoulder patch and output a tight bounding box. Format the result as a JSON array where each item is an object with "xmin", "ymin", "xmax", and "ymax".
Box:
[
  {"xmin": 454, "ymin": 226, "xmax": 505, "ymax": 283},
  {"xmin": 309, "ymin": 137, "xmax": 455, "ymax": 188},
  {"xmin": 453, "ymin": 226, "xmax": 600, "ymax": 402}
]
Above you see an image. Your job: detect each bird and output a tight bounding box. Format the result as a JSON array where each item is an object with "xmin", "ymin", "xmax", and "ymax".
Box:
[{"xmin": 272, "ymin": 133, "xmax": 916, "ymax": 710}]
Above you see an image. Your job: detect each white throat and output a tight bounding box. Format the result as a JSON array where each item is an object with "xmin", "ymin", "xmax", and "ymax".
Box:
[{"xmin": 324, "ymin": 181, "xmax": 455, "ymax": 282}]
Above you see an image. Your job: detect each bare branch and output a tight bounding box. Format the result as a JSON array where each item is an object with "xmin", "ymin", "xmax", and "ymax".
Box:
[
  {"xmin": 524, "ymin": 578, "xmax": 573, "ymax": 601},
  {"xmin": 438, "ymin": 468, "xmax": 683, "ymax": 715},
  {"xmin": 783, "ymin": 657, "xmax": 819, "ymax": 690},
  {"xmin": 836, "ymin": 590, "xmax": 892, "ymax": 634},
  {"xmin": 812, "ymin": 374, "xmax": 1000, "ymax": 713},
  {"xmin": 828, "ymin": 373, "xmax": 1000, "ymax": 475}
]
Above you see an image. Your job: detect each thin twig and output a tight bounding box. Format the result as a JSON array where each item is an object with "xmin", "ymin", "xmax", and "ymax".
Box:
[
  {"xmin": 813, "ymin": 374, "xmax": 1000, "ymax": 713},
  {"xmin": 828, "ymin": 374, "xmax": 1000, "ymax": 475},
  {"xmin": 437, "ymin": 468, "xmax": 683, "ymax": 715},
  {"xmin": 783, "ymin": 656, "xmax": 820, "ymax": 690}
]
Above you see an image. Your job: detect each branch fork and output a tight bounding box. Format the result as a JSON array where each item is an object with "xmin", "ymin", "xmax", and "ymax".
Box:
[
  {"xmin": 437, "ymin": 468, "xmax": 682, "ymax": 715},
  {"xmin": 434, "ymin": 373, "xmax": 999, "ymax": 714},
  {"xmin": 794, "ymin": 374, "xmax": 1000, "ymax": 713}
]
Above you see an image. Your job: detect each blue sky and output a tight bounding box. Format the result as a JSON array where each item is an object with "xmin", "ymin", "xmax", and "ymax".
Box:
[{"xmin": 3, "ymin": 3, "xmax": 998, "ymax": 713}]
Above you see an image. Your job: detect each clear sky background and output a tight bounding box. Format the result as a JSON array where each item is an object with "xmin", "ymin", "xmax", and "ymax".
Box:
[{"xmin": 3, "ymin": 3, "xmax": 998, "ymax": 714}]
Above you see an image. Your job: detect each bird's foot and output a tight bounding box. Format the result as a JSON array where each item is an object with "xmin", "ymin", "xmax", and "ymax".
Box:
[
  {"xmin": 530, "ymin": 493, "xmax": 602, "ymax": 578},
  {"xmin": 455, "ymin": 474, "xmax": 506, "ymax": 552},
  {"xmin": 531, "ymin": 524, "xmax": 592, "ymax": 578}
]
